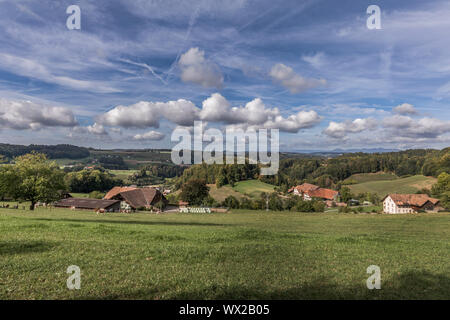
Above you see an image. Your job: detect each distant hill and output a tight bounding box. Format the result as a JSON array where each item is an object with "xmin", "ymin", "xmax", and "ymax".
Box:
[{"xmin": 0, "ymin": 143, "xmax": 90, "ymax": 160}]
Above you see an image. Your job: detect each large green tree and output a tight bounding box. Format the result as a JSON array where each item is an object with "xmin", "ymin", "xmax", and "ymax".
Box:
[
  {"xmin": 0, "ymin": 153, "xmax": 66, "ymax": 210},
  {"xmin": 180, "ymin": 179, "xmax": 210, "ymax": 206}
]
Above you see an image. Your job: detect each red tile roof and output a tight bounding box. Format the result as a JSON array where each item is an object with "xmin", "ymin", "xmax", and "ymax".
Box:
[
  {"xmin": 104, "ymin": 187, "xmax": 167, "ymax": 209},
  {"xmin": 386, "ymin": 194, "xmax": 440, "ymax": 207},
  {"xmin": 288, "ymin": 183, "xmax": 319, "ymax": 193},
  {"xmin": 306, "ymin": 188, "xmax": 339, "ymax": 200},
  {"xmin": 104, "ymin": 186, "xmax": 138, "ymax": 200}
]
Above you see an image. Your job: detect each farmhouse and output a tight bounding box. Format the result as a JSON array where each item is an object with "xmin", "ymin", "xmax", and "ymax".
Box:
[
  {"xmin": 53, "ymin": 198, "xmax": 120, "ymax": 212},
  {"xmin": 382, "ymin": 194, "xmax": 442, "ymax": 214},
  {"xmin": 289, "ymin": 183, "xmax": 339, "ymax": 202},
  {"xmin": 288, "ymin": 183, "xmax": 319, "ymax": 195},
  {"xmin": 104, "ymin": 186, "xmax": 168, "ymax": 211}
]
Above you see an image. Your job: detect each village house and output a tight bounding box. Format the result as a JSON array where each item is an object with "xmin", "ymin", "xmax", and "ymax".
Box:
[
  {"xmin": 382, "ymin": 194, "xmax": 442, "ymax": 214},
  {"xmin": 104, "ymin": 186, "xmax": 168, "ymax": 212},
  {"xmin": 288, "ymin": 183, "xmax": 339, "ymax": 204}
]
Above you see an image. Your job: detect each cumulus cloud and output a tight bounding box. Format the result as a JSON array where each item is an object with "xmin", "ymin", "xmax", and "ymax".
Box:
[
  {"xmin": 0, "ymin": 98, "xmax": 77, "ymax": 130},
  {"xmin": 393, "ymin": 103, "xmax": 418, "ymax": 115},
  {"xmin": 178, "ymin": 47, "xmax": 224, "ymax": 88},
  {"xmin": 323, "ymin": 118, "xmax": 378, "ymax": 139},
  {"xmin": 133, "ymin": 130, "xmax": 165, "ymax": 141},
  {"xmin": 269, "ymin": 63, "xmax": 326, "ymax": 94},
  {"xmin": 98, "ymin": 93, "xmax": 321, "ymax": 133},
  {"xmin": 72, "ymin": 123, "xmax": 108, "ymax": 136},
  {"xmin": 97, "ymin": 99, "xmax": 200, "ymax": 128},
  {"xmin": 382, "ymin": 115, "xmax": 450, "ymax": 139}
]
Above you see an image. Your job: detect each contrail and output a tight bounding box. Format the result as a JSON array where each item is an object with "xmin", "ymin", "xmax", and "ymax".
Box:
[{"xmin": 119, "ymin": 58, "xmax": 168, "ymax": 85}]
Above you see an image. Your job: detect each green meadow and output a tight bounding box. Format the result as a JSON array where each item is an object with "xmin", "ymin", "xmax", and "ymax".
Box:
[
  {"xmin": 1, "ymin": 208, "xmax": 449, "ymax": 300},
  {"xmin": 348, "ymin": 175, "xmax": 437, "ymax": 197}
]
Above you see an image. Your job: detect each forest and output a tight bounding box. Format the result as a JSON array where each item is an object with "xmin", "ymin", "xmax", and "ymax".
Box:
[{"xmin": 0, "ymin": 143, "xmax": 90, "ymax": 160}]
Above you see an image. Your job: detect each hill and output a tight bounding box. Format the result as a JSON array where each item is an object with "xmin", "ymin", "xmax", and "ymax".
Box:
[{"xmin": 348, "ymin": 175, "xmax": 437, "ymax": 197}]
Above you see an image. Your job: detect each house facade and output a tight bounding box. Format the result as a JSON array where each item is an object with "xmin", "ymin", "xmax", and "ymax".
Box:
[{"xmin": 383, "ymin": 194, "xmax": 441, "ymax": 214}]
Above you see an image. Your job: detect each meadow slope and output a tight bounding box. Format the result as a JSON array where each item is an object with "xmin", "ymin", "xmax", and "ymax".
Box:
[{"xmin": 1, "ymin": 208, "xmax": 449, "ymax": 300}]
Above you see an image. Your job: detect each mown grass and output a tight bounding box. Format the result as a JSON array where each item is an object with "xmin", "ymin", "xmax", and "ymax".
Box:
[
  {"xmin": 208, "ymin": 184, "xmax": 246, "ymax": 202},
  {"xmin": 349, "ymin": 175, "xmax": 437, "ymax": 197},
  {"xmin": 345, "ymin": 172, "xmax": 398, "ymax": 184},
  {"xmin": 0, "ymin": 208, "xmax": 449, "ymax": 300},
  {"xmin": 232, "ymin": 180, "xmax": 275, "ymax": 198}
]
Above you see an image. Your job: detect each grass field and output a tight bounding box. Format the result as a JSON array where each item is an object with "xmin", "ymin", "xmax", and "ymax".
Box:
[
  {"xmin": 208, "ymin": 184, "xmax": 246, "ymax": 202},
  {"xmin": 232, "ymin": 180, "xmax": 275, "ymax": 198},
  {"xmin": 109, "ymin": 169, "xmax": 138, "ymax": 182},
  {"xmin": 349, "ymin": 175, "xmax": 437, "ymax": 197},
  {"xmin": 345, "ymin": 172, "xmax": 398, "ymax": 184},
  {"xmin": 1, "ymin": 208, "xmax": 449, "ymax": 300}
]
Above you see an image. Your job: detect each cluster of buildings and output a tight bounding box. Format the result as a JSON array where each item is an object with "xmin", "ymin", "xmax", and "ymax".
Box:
[
  {"xmin": 288, "ymin": 183, "xmax": 345, "ymax": 207},
  {"xmin": 54, "ymin": 186, "xmax": 169, "ymax": 213},
  {"xmin": 288, "ymin": 183, "xmax": 443, "ymax": 214}
]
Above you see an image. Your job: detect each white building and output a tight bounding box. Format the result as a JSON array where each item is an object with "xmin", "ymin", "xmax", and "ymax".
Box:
[{"xmin": 382, "ymin": 194, "xmax": 441, "ymax": 214}]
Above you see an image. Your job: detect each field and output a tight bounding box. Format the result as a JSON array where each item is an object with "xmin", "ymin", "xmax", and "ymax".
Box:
[
  {"xmin": 109, "ymin": 169, "xmax": 138, "ymax": 182},
  {"xmin": 208, "ymin": 184, "xmax": 246, "ymax": 202},
  {"xmin": 1, "ymin": 208, "xmax": 449, "ymax": 300},
  {"xmin": 344, "ymin": 172, "xmax": 398, "ymax": 184},
  {"xmin": 348, "ymin": 175, "xmax": 437, "ymax": 197},
  {"xmin": 231, "ymin": 180, "xmax": 275, "ymax": 198}
]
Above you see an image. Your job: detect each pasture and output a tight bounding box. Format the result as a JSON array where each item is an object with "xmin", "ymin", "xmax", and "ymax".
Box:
[
  {"xmin": 348, "ymin": 175, "xmax": 437, "ymax": 197},
  {"xmin": 231, "ymin": 180, "xmax": 276, "ymax": 198},
  {"xmin": 0, "ymin": 208, "xmax": 449, "ymax": 300}
]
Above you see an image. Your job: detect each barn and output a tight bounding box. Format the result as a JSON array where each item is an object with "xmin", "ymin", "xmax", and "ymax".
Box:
[
  {"xmin": 104, "ymin": 186, "xmax": 168, "ymax": 211},
  {"xmin": 53, "ymin": 198, "xmax": 121, "ymax": 212}
]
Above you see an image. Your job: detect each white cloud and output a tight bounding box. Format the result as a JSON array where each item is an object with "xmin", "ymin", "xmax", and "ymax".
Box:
[
  {"xmin": 393, "ymin": 103, "xmax": 418, "ymax": 115},
  {"xmin": 302, "ymin": 52, "xmax": 326, "ymax": 68},
  {"xmin": 97, "ymin": 99, "xmax": 200, "ymax": 128},
  {"xmin": 98, "ymin": 93, "xmax": 321, "ymax": 133},
  {"xmin": 178, "ymin": 47, "xmax": 223, "ymax": 88},
  {"xmin": 382, "ymin": 115, "xmax": 450, "ymax": 139},
  {"xmin": 72, "ymin": 123, "xmax": 108, "ymax": 136},
  {"xmin": 133, "ymin": 130, "xmax": 165, "ymax": 141},
  {"xmin": 323, "ymin": 118, "xmax": 378, "ymax": 139},
  {"xmin": 0, "ymin": 53, "xmax": 120, "ymax": 93},
  {"xmin": 269, "ymin": 63, "xmax": 326, "ymax": 94},
  {"xmin": 0, "ymin": 98, "xmax": 77, "ymax": 130}
]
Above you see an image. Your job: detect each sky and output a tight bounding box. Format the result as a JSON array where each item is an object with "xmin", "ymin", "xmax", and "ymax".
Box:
[{"xmin": 0, "ymin": 0, "xmax": 449, "ymax": 151}]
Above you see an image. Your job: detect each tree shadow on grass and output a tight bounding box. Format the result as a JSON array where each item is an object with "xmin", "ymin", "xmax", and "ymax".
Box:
[
  {"xmin": 78, "ymin": 271, "xmax": 450, "ymax": 300},
  {"xmin": 34, "ymin": 218, "xmax": 231, "ymax": 228},
  {"xmin": 0, "ymin": 240, "xmax": 56, "ymax": 256}
]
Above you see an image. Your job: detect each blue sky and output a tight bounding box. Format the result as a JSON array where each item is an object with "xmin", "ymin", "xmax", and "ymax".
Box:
[{"xmin": 0, "ymin": 0, "xmax": 449, "ymax": 151}]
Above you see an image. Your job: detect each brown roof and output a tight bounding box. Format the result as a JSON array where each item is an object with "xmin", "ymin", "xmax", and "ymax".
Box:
[
  {"xmin": 288, "ymin": 183, "xmax": 319, "ymax": 193},
  {"xmin": 107, "ymin": 187, "xmax": 167, "ymax": 209},
  {"xmin": 104, "ymin": 186, "xmax": 138, "ymax": 200},
  {"xmin": 54, "ymin": 198, "xmax": 120, "ymax": 209},
  {"xmin": 386, "ymin": 194, "xmax": 440, "ymax": 207},
  {"xmin": 306, "ymin": 188, "xmax": 339, "ymax": 200}
]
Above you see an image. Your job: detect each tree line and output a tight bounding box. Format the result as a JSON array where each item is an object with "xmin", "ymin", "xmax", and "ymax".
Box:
[{"xmin": 0, "ymin": 143, "xmax": 90, "ymax": 160}]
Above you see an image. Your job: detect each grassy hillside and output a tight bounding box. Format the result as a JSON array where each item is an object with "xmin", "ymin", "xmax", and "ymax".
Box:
[
  {"xmin": 232, "ymin": 180, "xmax": 275, "ymax": 198},
  {"xmin": 0, "ymin": 208, "xmax": 449, "ymax": 299},
  {"xmin": 208, "ymin": 184, "xmax": 246, "ymax": 202},
  {"xmin": 344, "ymin": 172, "xmax": 398, "ymax": 184},
  {"xmin": 349, "ymin": 175, "xmax": 437, "ymax": 197}
]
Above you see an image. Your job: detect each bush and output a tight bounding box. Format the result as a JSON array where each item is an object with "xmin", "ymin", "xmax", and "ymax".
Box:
[{"xmin": 89, "ymin": 191, "xmax": 105, "ymax": 199}]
